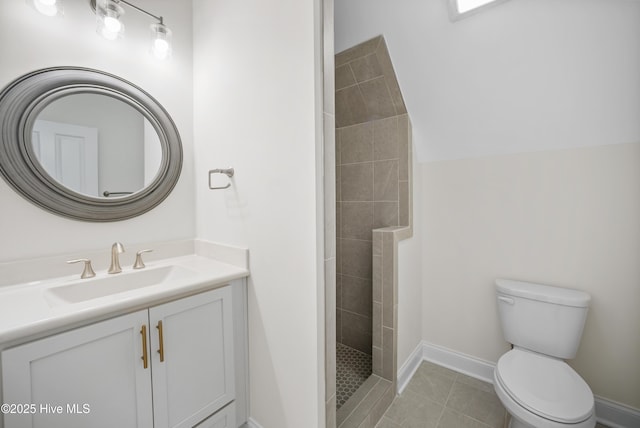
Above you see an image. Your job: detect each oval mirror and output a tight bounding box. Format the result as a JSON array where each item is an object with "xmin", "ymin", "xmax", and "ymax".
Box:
[{"xmin": 0, "ymin": 67, "xmax": 182, "ymax": 221}]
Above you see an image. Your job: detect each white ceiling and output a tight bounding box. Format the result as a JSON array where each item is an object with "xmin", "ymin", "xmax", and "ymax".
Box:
[{"xmin": 335, "ymin": 0, "xmax": 640, "ymax": 162}]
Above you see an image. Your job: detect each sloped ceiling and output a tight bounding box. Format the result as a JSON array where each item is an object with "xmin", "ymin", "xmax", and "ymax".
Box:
[{"xmin": 335, "ymin": 0, "xmax": 640, "ymax": 162}]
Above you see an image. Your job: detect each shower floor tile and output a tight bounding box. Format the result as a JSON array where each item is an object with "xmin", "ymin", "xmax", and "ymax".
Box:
[{"xmin": 336, "ymin": 343, "xmax": 372, "ymax": 409}]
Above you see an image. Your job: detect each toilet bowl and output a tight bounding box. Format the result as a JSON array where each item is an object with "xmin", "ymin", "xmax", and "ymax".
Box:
[
  {"xmin": 494, "ymin": 349, "xmax": 595, "ymax": 428},
  {"xmin": 494, "ymin": 279, "xmax": 596, "ymax": 428}
]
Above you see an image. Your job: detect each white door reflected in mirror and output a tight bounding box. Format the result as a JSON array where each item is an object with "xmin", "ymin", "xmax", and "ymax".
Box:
[
  {"xmin": 33, "ymin": 93, "xmax": 162, "ymax": 198},
  {"xmin": 32, "ymin": 120, "xmax": 99, "ymax": 197}
]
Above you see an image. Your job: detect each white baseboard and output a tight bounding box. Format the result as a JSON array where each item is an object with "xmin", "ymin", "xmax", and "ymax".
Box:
[
  {"xmin": 593, "ymin": 395, "xmax": 640, "ymax": 428},
  {"xmin": 397, "ymin": 341, "xmax": 640, "ymax": 428},
  {"xmin": 420, "ymin": 341, "xmax": 495, "ymax": 384},
  {"xmin": 397, "ymin": 342, "xmax": 424, "ymax": 394},
  {"xmin": 244, "ymin": 417, "xmax": 264, "ymax": 428}
]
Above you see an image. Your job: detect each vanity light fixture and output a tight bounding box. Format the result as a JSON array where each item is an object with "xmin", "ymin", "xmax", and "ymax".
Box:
[
  {"xmin": 32, "ymin": 0, "xmax": 63, "ymax": 17},
  {"xmin": 91, "ymin": 0, "xmax": 172, "ymax": 59}
]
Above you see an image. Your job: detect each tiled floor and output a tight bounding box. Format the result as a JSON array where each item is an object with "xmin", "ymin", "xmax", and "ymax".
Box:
[
  {"xmin": 375, "ymin": 361, "xmax": 610, "ymax": 428},
  {"xmin": 336, "ymin": 343, "xmax": 373, "ymax": 409},
  {"xmin": 375, "ymin": 361, "xmax": 505, "ymax": 428}
]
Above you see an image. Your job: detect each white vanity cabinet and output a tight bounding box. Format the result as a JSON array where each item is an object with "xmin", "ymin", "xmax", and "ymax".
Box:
[
  {"xmin": 2, "ymin": 310, "xmax": 153, "ymax": 428},
  {"xmin": 149, "ymin": 287, "xmax": 235, "ymax": 428},
  {"xmin": 1, "ymin": 284, "xmax": 245, "ymax": 428}
]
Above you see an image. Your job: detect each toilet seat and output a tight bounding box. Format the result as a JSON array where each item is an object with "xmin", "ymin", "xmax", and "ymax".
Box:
[{"xmin": 495, "ymin": 349, "xmax": 594, "ymax": 424}]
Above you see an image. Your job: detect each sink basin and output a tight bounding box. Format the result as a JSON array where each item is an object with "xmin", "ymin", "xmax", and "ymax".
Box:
[{"xmin": 44, "ymin": 265, "xmax": 196, "ymax": 306}]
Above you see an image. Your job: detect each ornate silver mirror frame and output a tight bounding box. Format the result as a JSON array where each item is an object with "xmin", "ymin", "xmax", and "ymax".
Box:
[{"xmin": 0, "ymin": 67, "xmax": 182, "ymax": 222}]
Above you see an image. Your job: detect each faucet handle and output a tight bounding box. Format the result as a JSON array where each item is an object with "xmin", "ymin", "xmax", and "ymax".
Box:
[
  {"xmin": 133, "ymin": 249, "xmax": 153, "ymax": 270},
  {"xmin": 67, "ymin": 259, "xmax": 96, "ymax": 279}
]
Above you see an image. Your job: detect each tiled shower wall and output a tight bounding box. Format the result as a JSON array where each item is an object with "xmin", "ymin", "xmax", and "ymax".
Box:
[{"xmin": 335, "ymin": 36, "xmax": 410, "ymax": 355}]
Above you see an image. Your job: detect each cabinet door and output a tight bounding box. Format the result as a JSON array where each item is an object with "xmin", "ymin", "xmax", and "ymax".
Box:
[
  {"xmin": 149, "ymin": 287, "xmax": 235, "ymax": 428},
  {"xmin": 1, "ymin": 310, "xmax": 153, "ymax": 428},
  {"xmin": 194, "ymin": 402, "xmax": 235, "ymax": 428}
]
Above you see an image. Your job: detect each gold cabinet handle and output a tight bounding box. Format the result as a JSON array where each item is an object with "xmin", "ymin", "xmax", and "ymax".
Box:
[
  {"xmin": 141, "ymin": 325, "xmax": 149, "ymax": 369},
  {"xmin": 156, "ymin": 321, "xmax": 165, "ymax": 362}
]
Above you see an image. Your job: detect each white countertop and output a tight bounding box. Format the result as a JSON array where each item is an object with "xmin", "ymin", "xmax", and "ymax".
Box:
[{"xmin": 0, "ymin": 241, "xmax": 249, "ymax": 345}]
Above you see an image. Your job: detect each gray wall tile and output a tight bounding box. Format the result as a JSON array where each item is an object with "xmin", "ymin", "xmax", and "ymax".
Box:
[
  {"xmin": 372, "ymin": 254, "xmax": 382, "ymax": 302},
  {"xmin": 359, "ymin": 77, "xmax": 396, "ymax": 121},
  {"xmin": 374, "ymin": 201, "xmax": 399, "ymax": 229},
  {"xmin": 342, "ymin": 274, "xmax": 373, "ymax": 317},
  {"xmin": 336, "ymin": 64, "xmax": 356, "ymax": 90},
  {"xmin": 374, "ymin": 117, "xmax": 399, "ymax": 161},
  {"xmin": 336, "ymin": 235, "xmax": 343, "ymax": 274},
  {"xmin": 382, "ymin": 326, "xmax": 394, "ymax": 380},
  {"xmin": 325, "ymin": 114, "xmax": 336, "ymax": 259},
  {"xmin": 336, "ymin": 308, "xmax": 342, "ymax": 344},
  {"xmin": 341, "ymin": 163, "xmax": 374, "ymax": 201},
  {"xmin": 342, "ymin": 202, "xmax": 374, "ymax": 240},
  {"xmin": 341, "ymin": 310, "xmax": 372, "ymax": 354},
  {"xmin": 374, "ymin": 160, "xmax": 399, "ymax": 201},
  {"xmin": 373, "ymin": 231, "xmax": 383, "ymax": 256},
  {"xmin": 372, "ymin": 302, "xmax": 382, "ymax": 348},
  {"xmin": 375, "ymin": 40, "xmax": 406, "ymax": 115},
  {"xmin": 397, "ymin": 114, "xmax": 409, "ymax": 181},
  {"xmin": 326, "ymin": 260, "xmax": 337, "ymax": 400},
  {"xmin": 372, "ymin": 346, "xmax": 383, "ymax": 376},
  {"xmin": 340, "ymin": 123, "xmax": 373, "ymax": 164},
  {"xmin": 336, "ymin": 85, "xmax": 368, "ymax": 127},
  {"xmin": 336, "ymin": 128, "xmax": 342, "ymax": 167},
  {"xmin": 336, "ymin": 273, "xmax": 343, "ymax": 309},
  {"xmin": 398, "ymin": 182, "xmax": 409, "ymax": 227},
  {"xmin": 336, "ymin": 201, "xmax": 342, "ymax": 243},
  {"xmin": 336, "ymin": 36, "xmax": 382, "ymax": 67},
  {"xmin": 341, "ymin": 238, "xmax": 372, "ymax": 279},
  {"xmin": 351, "ymin": 54, "xmax": 384, "ymax": 83}
]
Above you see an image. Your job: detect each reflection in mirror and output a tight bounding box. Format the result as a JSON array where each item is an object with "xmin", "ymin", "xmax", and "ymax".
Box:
[{"xmin": 32, "ymin": 94, "xmax": 162, "ymax": 198}]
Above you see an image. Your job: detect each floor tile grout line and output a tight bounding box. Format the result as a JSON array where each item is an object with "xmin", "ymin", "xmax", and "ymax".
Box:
[
  {"xmin": 441, "ymin": 373, "xmax": 502, "ymax": 428},
  {"xmin": 433, "ymin": 372, "xmax": 457, "ymax": 428},
  {"xmin": 378, "ymin": 361, "xmax": 510, "ymax": 428}
]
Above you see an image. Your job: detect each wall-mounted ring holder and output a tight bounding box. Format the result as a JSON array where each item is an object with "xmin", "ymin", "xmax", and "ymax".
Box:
[{"xmin": 208, "ymin": 168, "xmax": 234, "ymax": 190}]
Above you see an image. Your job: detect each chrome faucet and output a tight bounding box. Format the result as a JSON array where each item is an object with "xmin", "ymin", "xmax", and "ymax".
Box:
[{"xmin": 108, "ymin": 242, "xmax": 125, "ymax": 274}]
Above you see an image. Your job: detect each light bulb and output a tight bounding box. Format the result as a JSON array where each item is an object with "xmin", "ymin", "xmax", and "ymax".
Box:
[
  {"xmin": 96, "ymin": 0, "xmax": 124, "ymax": 40},
  {"xmin": 33, "ymin": 0, "xmax": 60, "ymax": 16},
  {"xmin": 101, "ymin": 27, "xmax": 119, "ymax": 40},
  {"xmin": 150, "ymin": 23, "xmax": 172, "ymax": 60},
  {"xmin": 103, "ymin": 15, "xmax": 122, "ymax": 33},
  {"xmin": 153, "ymin": 39, "xmax": 169, "ymax": 58}
]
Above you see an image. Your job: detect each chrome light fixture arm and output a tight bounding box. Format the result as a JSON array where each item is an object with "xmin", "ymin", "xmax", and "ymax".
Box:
[
  {"xmin": 114, "ymin": 0, "xmax": 163, "ymax": 24},
  {"xmin": 90, "ymin": 0, "xmax": 162, "ymax": 23}
]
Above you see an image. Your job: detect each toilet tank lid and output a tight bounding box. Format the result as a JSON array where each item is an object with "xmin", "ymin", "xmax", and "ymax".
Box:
[{"xmin": 496, "ymin": 279, "xmax": 591, "ymax": 307}]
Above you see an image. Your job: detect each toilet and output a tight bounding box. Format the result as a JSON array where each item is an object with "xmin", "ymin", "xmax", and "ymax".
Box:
[{"xmin": 493, "ymin": 279, "xmax": 596, "ymax": 428}]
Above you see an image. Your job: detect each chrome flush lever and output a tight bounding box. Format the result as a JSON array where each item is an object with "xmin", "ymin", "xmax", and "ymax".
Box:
[{"xmin": 67, "ymin": 259, "xmax": 96, "ymax": 279}]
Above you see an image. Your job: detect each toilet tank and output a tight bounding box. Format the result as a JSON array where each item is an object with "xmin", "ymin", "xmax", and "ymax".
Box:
[{"xmin": 496, "ymin": 279, "xmax": 591, "ymax": 359}]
